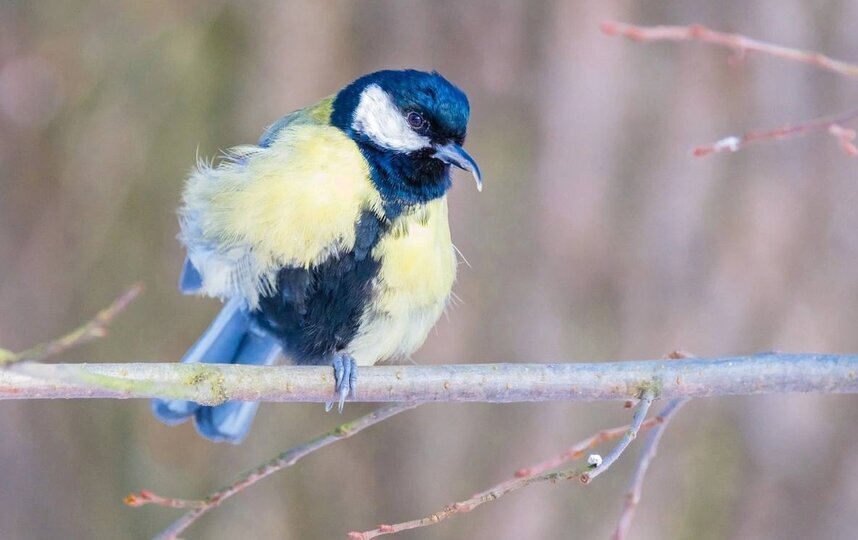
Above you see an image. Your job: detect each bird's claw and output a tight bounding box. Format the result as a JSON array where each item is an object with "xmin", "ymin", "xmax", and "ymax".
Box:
[{"xmin": 324, "ymin": 353, "xmax": 357, "ymax": 413}]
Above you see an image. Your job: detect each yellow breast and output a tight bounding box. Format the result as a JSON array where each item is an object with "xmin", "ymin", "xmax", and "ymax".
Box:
[
  {"xmin": 348, "ymin": 198, "xmax": 457, "ymax": 365},
  {"xmin": 185, "ymin": 123, "xmax": 383, "ymax": 272},
  {"xmin": 373, "ymin": 198, "xmax": 457, "ymax": 312}
]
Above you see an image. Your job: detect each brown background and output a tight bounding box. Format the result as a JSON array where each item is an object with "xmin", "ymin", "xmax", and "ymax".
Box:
[{"xmin": 1, "ymin": 1, "xmax": 857, "ymax": 538}]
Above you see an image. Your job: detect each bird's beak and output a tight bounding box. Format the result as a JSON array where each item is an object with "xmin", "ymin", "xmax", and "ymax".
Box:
[{"xmin": 433, "ymin": 143, "xmax": 483, "ymax": 192}]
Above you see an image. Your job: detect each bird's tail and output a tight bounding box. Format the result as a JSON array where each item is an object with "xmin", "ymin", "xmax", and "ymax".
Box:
[{"xmin": 151, "ymin": 298, "xmax": 282, "ymax": 444}]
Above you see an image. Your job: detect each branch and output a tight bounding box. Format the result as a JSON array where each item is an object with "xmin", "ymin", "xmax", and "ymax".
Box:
[
  {"xmin": 600, "ymin": 21, "xmax": 858, "ymax": 77},
  {"xmin": 579, "ymin": 390, "xmax": 654, "ymax": 483},
  {"xmin": 612, "ymin": 397, "xmax": 689, "ymax": 540},
  {"xmin": 690, "ymin": 107, "xmax": 858, "ymax": 157},
  {"xmin": 349, "ymin": 463, "xmax": 595, "ymax": 540},
  {"xmin": 128, "ymin": 402, "xmax": 419, "ymax": 540},
  {"xmin": 601, "ymin": 21, "xmax": 858, "ymax": 157},
  {"xmin": 829, "ymin": 123, "xmax": 858, "ymax": 156},
  {"xmin": 349, "ymin": 393, "xmax": 661, "ymax": 538},
  {"xmin": 0, "ymin": 283, "xmax": 143, "ymax": 366},
  {"xmin": 2, "ymin": 354, "xmax": 856, "ymax": 402}
]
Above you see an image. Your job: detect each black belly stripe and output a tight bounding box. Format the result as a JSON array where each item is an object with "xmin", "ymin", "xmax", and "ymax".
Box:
[{"xmin": 251, "ymin": 211, "xmax": 386, "ymax": 364}]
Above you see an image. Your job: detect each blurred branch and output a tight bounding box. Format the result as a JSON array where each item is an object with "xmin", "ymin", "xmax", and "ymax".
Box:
[
  {"xmin": 0, "ymin": 283, "xmax": 143, "ymax": 366},
  {"xmin": 600, "ymin": 21, "xmax": 858, "ymax": 77},
  {"xmin": 2, "ymin": 354, "xmax": 856, "ymax": 402},
  {"xmin": 350, "ymin": 392, "xmax": 657, "ymax": 539},
  {"xmin": 129, "ymin": 402, "xmax": 419, "ymax": 540},
  {"xmin": 612, "ymin": 397, "xmax": 689, "ymax": 540},
  {"xmin": 690, "ymin": 107, "xmax": 858, "ymax": 157},
  {"xmin": 828, "ymin": 123, "xmax": 858, "ymax": 156},
  {"xmin": 601, "ymin": 21, "xmax": 858, "ymax": 157}
]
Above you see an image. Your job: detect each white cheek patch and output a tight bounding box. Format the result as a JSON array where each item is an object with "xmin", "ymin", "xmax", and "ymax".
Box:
[{"xmin": 352, "ymin": 84, "xmax": 431, "ymax": 152}]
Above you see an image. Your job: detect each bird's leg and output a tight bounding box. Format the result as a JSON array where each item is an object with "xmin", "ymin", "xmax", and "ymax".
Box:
[{"xmin": 324, "ymin": 352, "xmax": 357, "ymax": 413}]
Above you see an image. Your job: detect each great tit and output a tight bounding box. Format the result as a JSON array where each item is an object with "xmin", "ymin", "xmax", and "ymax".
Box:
[{"xmin": 152, "ymin": 69, "xmax": 481, "ymax": 443}]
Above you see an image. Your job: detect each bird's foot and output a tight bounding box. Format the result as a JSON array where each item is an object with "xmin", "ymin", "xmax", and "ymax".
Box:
[{"xmin": 324, "ymin": 353, "xmax": 357, "ymax": 413}]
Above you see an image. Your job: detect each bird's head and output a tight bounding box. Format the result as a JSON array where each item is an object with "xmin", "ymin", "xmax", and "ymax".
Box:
[{"xmin": 331, "ymin": 70, "xmax": 481, "ymax": 215}]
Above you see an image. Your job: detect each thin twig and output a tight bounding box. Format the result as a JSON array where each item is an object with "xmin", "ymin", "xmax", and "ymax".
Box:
[
  {"xmin": 0, "ymin": 283, "xmax": 143, "ymax": 366},
  {"xmin": 508, "ymin": 414, "xmax": 672, "ymax": 479},
  {"xmin": 612, "ymin": 397, "xmax": 689, "ymax": 540},
  {"xmin": 829, "ymin": 124, "xmax": 858, "ymax": 156},
  {"xmin": 349, "ymin": 460, "xmax": 595, "ymax": 539},
  {"xmin": 350, "ymin": 392, "xmax": 660, "ymax": 538},
  {"xmin": 580, "ymin": 390, "xmax": 654, "ymax": 483},
  {"xmin": 600, "ymin": 21, "xmax": 858, "ymax": 78},
  {"xmin": 691, "ymin": 107, "xmax": 858, "ymax": 157},
  {"xmin": 3, "ymin": 354, "xmax": 857, "ymax": 402},
  {"xmin": 601, "ymin": 21, "xmax": 858, "ymax": 157},
  {"xmin": 124, "ymin": 490, "xmax": 206, "ymax": 509},
  {"xmin": 133, "ymin": 402, "xmax": 419, "ymax": 540}
]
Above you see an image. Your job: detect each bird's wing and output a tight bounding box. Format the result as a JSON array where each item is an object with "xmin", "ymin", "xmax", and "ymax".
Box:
[
  {"xmin": 178, "ymin": 256, "xmax": 204, "ymax": 294},
  {"xmin": 257, "ymin": 100, "xmax": 325, "ymax": 148},
  {"xmin": 177, "ymin": 105, "xmax": 317, "ymax": 295},
  {"xmin": 178, "ymin": 96, "xmax": 384, "ymax": 308}
]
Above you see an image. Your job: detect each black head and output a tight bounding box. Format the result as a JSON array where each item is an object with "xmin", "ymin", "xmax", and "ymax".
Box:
[{"xmin": 331, "ymin": 70, "xmax": 481, "ymax": 217}]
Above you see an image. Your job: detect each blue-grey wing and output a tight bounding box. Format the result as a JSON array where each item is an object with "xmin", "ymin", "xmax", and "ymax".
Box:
[
  {"xmin": 257, "ymin": 110, "xmax": 303, "ymax": 148},
  {"xmin": 179, "ymin": 256, "xmax": 204, "ymax": 294}
]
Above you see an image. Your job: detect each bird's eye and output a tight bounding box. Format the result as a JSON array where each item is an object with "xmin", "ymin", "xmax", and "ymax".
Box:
[{"xmin": 406, "ymin": 111, "xmax": 426, "ymax": 130}]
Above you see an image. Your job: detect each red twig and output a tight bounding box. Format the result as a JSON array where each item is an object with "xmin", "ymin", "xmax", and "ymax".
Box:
[
  {"xmin": 348, "ymin": 463, "xmax": 594, "ymax": 540},
  {"xmin": 131, "ymin": 402, "xmax": 419, "ymax": 540},
  {"xmin": 600, "ymin": 21, "xmax": 858, "ymax": 78},
  {"xmin": 350, "ymin": 394, "xmax": 660, "ymax": 539},
  {"xmin": 0, "ymin": 283, "xmax": 144, "ymax": 366},
  {"xmin": 601, "ymin": 21, "xmax": 858, "ymax": 158},
  {"xmin": 691, "ymin": 108, "xmax": 858, "ymax": 157},
  {"xmin": 829, "ymin": 124, "xmax": 858, "ymax": 156},
  {"xmin": 124, "ymin": 490, "xmax": 205, "ymax": 509},
  {"xmin": 512, "ymin": 413, "xmax": 667, "ymax": 478}
]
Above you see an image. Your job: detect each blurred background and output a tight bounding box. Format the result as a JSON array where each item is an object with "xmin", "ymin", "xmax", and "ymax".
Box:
[{"xmin": 2, "ymin": 1, "xmax": 858, "ymax": 538}]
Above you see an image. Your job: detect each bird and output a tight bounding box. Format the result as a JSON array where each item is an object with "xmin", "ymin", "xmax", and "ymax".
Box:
[{"xmin": 152, "ymin": 69, "xmax": 481, "ymax": 443}]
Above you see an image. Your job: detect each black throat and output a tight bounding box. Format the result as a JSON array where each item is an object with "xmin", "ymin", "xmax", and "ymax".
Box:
[{"xmin": 357, "ymin": 143, "xmax": 452, "ymax": 219}]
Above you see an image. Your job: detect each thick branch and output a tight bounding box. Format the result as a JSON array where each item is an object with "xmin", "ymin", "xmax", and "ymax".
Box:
[{"xmin": 2, "ymin": 354, "xmax": 856, "ymax": 403}]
